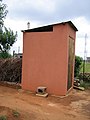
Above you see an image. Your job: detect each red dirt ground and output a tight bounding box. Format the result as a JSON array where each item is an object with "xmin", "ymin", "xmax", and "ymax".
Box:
[{"xmin": 0, "ymin": 85, "xmax": 90, "ymax": 120}]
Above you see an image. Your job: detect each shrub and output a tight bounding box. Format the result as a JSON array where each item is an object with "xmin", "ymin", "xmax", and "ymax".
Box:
[
  {"xmin": 0, "ymin": 52, "xmax": 12, "ymax": 59},
  {"xmin": 74, "ymin": 56, "xmax": 83, "ymax": 77}
]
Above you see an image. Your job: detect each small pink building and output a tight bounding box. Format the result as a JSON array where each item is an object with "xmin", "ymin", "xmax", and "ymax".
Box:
[{"xmin": 22, "ymin": 21, "xmax": 78, "ymax": 96}]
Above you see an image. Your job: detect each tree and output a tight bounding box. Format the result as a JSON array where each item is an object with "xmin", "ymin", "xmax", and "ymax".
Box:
[
  {"xmin": 0, "ymin": 0, "xmax": 8, "ymax": 27},
  {"xmin": 0, "ymin": 0, "xmax": 17, "ymax": 58},
  {"xmin": 0, "ymin": 27, "xmax": 17, "ymax": 52},
  {"xmin": 74, "ymin": 56, "xmax": 83, "ymax": 77}
]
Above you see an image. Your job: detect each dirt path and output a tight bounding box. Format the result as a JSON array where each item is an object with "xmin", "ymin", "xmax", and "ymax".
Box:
[{"xmin": 0, "ymin": 85, "xmax": 90, "ymax": 120}]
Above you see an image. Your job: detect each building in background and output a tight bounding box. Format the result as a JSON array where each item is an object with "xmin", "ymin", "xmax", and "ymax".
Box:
[
  {"xmin": 87, "ymin": 57, "xmax": 90, "ymax": 62},
  {"xmin": 13, "ymin": 51, "xmax": 22, "ymax": 58}
]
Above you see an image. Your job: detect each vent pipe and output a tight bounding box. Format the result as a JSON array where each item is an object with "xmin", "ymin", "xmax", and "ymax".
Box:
[{"xmin": 27, "ymin": 22, "xmax": 30, "ymax": 29}]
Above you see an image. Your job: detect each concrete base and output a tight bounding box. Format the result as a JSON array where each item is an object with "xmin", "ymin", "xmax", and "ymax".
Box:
[{"xmin": 36, "ymin": 93, "xmax": 48, "ymax": 97}]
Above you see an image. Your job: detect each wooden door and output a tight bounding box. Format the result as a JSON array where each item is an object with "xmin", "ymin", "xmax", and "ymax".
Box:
[{"xmin": 67, "ymin": 37, "xmax": 74, "ymax": 90}]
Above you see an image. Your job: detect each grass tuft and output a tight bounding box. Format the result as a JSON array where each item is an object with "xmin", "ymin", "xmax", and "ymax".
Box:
[
  {"xmin": 0, "ymin": 115, "xmax": 7, "ymax": 120},
  {"xmin": 12, "ymin": 110, "xmax": 20, "ymax": 117}
]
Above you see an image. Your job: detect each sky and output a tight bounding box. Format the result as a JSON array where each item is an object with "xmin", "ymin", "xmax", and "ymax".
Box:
[{"xmin": 3, "ymin": 0, "xmax": 90, "ymax": 58}]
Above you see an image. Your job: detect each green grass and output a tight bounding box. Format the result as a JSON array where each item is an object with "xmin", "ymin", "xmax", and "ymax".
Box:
[{"xmin": 80, "ymin": 62, "xmax": 90, "ymax": 73}]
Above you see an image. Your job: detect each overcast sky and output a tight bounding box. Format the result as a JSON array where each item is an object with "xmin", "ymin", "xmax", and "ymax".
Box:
[{"xmin": 3, "ymin": 0, "xmax": 90, "ymax": 58}]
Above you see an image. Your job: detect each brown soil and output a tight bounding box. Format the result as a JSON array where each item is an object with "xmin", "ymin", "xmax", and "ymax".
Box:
[{"xmin": 0, "ymin": 85, "xmax": 90, "ymax": 120}]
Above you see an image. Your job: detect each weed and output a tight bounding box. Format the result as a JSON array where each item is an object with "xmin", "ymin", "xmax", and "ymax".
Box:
[
  {"xmin": 80, "ymin": 81, "xmax": 90, "ymax": 89},
  {"xmin": 0, "ymin": 115, "xmax": 7, "ymax": 120},
  {"xmin": 12, "ymin": 110, "xmax": 20, "ymax": 117}
]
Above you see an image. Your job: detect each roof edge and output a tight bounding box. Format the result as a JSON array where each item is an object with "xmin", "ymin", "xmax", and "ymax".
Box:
[{"xmin": 21, "ymin": 21, "xmax": 78, "ymax": 32}]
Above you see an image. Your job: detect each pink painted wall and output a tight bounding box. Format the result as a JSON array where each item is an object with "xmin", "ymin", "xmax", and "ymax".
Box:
[{"xmin": 22, "ymin": 22, "xmax": 76, "ymax": 96}]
